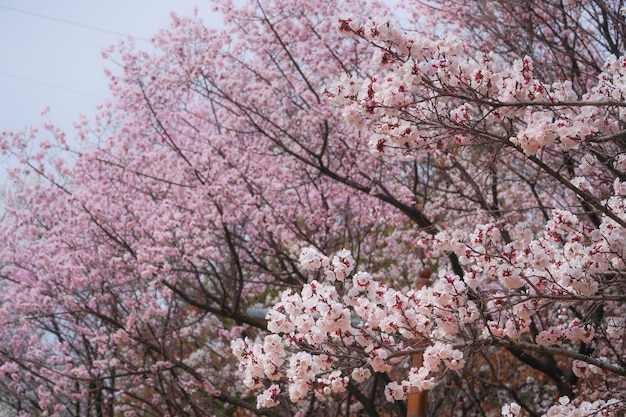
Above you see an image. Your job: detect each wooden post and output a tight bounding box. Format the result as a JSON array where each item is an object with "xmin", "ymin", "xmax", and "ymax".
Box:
[
  {"xmin": 407, "ymin": 269, "xmax": 431, "ymax": 417},
  {"xmin": 406, "ymin": 350, "xmax": 428, "ymax": 417}
]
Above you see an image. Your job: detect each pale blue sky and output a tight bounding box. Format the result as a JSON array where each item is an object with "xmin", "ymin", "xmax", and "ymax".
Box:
[{"xmin": 0, "ymin": 1, "xmax": 222, "ymax": 137}]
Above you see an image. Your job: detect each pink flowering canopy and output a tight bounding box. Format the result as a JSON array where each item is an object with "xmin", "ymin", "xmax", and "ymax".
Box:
[{"xmin": 1, "ymin": 1, "xmax": 626, "ymax": 417}]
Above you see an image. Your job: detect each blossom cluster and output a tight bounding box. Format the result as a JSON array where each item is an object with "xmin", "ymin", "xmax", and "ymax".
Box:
[
  {"xmin": 232, "ymin": 247, "xmax": 478, "ymax": 408},
  {"xmin": 534, "ymin": 396, "xmax": 620, "ymax": 417},
  {"xmin": 429, "ymin": 200, "xmax": 626, "ymax": 344},
  {"xmin": 329, "ymin": 17, "xmax": 625, "ymax": 159}
]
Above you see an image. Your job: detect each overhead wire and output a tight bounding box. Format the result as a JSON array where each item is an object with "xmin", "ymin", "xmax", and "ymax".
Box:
[
  {"xmin": 0, "ymin": 3, "xmax": 149, "ymax": 97},
  {"xmin": 0, "ymin": 70, "xmax": 105, "ymax": 99},
  {"xmin": 0, "ymin": 3, "xmax": 150, "ymax": 41}
]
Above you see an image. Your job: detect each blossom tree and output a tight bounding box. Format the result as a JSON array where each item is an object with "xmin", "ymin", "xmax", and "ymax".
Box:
[
  {"xmin": 0, "ymin": 1, "xmax": 419, "ymax": 416},
  {"xmin": 235, "ymin": 1, "xmax": 626, "ymax": 416},
  {"xmin": 0, "ymin": 0, "xmax": 625, "ymax": 417}
]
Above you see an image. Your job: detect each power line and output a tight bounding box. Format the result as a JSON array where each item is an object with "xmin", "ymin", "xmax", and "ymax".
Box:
[
  {"xmin": 0, "ymin": 3, "xmax": 148, "ymax": 99},
  {"xmin": 0, "ymin": 70, "xmax": 105, "ymax": 99},
  {"xmin": 0, "ymin": 3, "xmax": 149, "ymax": 41}
]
